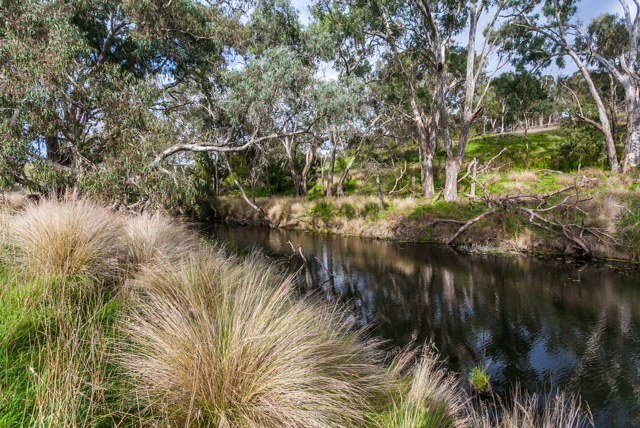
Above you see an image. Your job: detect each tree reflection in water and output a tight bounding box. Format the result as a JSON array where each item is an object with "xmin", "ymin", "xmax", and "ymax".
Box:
[{"xmin": 215, "ymin": 226, "xmax": 640, "ymax": 428}]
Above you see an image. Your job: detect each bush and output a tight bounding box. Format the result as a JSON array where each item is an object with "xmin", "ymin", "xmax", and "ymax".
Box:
[
  {"xmin": 10, "ymin": 197, "xmax": 125, "ymax": 283},
  {"xmin": 123, "ymin": 249, "xmax": 390, "ymax": 427},
  {"xmin": 553, "ymin": 122, "xmax": 608, "ymax": 171}
]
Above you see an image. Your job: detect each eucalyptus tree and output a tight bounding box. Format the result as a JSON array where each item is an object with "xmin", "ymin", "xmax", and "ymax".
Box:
[
  {"xmin": 0, "ymin": 0, "xmax": 249, "ymax": 209},
  {"xmin": 312, "ymin": 76, "xmax": 375, "ymax": 199},
  {"xmin": 579, "ymin": 5, "xmax": 640, "ymax": 170},
  {"xmin": 423, "ymin": 0, "xmax": 512, "ymax": 201},
  {"xmin": 314, "ymin": 0, "xmax": 513, "ymax": 201},
  {"xmin": 312, "ymin": 0, "xmax": 440, "ymax": 198},
  {"xmin": 507, "ymin": 0, "xmax": 624, "ymax": 171},
  {"xmin": 493, "ymin": 72, "xmax": 548, "ymax": 160}
]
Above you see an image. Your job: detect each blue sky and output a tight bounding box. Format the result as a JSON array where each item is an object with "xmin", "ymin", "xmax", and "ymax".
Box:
[
  {"xmin": 291, "ymin": 0, "xmax": 623, "ymax": 25},
  {"xmin": 290, "ymin": 0, "xmax": 626, "ymax": 77}
]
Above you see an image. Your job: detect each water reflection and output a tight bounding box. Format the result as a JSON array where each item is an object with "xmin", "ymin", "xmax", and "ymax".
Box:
[{"xmin": 214, "ymin": 226, "xmax": 640, "ymax": 428}]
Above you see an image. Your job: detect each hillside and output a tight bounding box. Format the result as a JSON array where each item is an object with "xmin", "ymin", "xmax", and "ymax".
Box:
[{"xmin": 218, "ymin": 128, "xmax": 640, "ymax": 262}]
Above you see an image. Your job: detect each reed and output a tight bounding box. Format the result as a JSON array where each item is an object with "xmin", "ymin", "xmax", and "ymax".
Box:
[{"xmin": 471, "ymin": 386, "xmax": 593, "ymax": 428}]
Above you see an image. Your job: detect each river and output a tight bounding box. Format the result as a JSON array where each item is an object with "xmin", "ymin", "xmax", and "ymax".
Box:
[{"xmin": 213, "ymin": 226, "xmax": 640, "ymax": 427}]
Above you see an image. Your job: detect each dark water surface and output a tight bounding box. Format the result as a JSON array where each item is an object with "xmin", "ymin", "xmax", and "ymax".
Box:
[{"xmin": 213, "ymin": 226, "xmax": 640, "ymax": 427}]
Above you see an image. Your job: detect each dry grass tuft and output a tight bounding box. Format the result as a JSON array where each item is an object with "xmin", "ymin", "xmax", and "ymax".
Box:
[
  {"xmin": 10, "ymin": 197, "xmax": 125, "ymax": 283},
  {"xmin": 506, "ymin": 170, "xmax": 539, "ymax": 183},
  {"xmin": 377, "ymin": 348, "xmax": 469, "ymax": 428},
  {"xmin": 0, "ymin": 210, "xmax": 12, "ymax": 250},
  {"xmin": 123, "ymin": 248, "xmax": 390, "ymax": 427},
  {"xmin": 1, "ymin": 190, "xmax": 33, "ymax": 212},
  {"xmin": 472, "ymin": 387, "xmax": 593, "ymax": 428},
  {"xmin": 406, "ymin": 353, "xmax": 469, "ymax": 427},
  {"xmin": 123, "ymin": 211, "xmax": 199, "ymax": 267},
  {"xmin": 391, "ymin": 197, "xmax": 420, "ymax": 213}
]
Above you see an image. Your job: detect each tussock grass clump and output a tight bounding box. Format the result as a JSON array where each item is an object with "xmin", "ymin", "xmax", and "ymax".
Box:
[
  {"xmin": 1, "ymin": 190, "xmax": 32, "ymax": 212},
  {"xmin": 471, "ymin": 387, "xmax": 593, "ymax": 428},
  {"xmin": 10, "ymin": 197, "xmax": 125, "ymax": 283},
  {"xmin": 0, "ymin": 210, "xmax": 12, "ymax": 251},
  {"xmin": 123, "ymin": 249, "xmax": 390, "ymax": 427},
  {"xmin": 123, "ymin": 250, "xmax": 388, "ymax": 428},
  {"xmin": 123, "ymin": 211, "xmax": 198, "ymax": 267},
  {"xmin": 375, "ymin": 349, "xmax": 470, "ymax": 428}
]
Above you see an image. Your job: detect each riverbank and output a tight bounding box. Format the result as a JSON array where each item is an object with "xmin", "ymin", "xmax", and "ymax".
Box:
[
  {"xmin": 217, "ymin": 168, "xmax": 640, "ymax": 262},
  {"xmin": 0, "ymin": 196, "xmax": 592, "ymax": 427}
]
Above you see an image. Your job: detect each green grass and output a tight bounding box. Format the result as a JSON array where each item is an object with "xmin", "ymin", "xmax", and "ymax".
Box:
[
  {"xmin": 409, "ymin": 201, "xmax": 487, "ymax": 221},
  {"xmin": 469, "ymin": 366, "xmax": 491, "ymax": 393},
  {"xmin": 466, "ymin": 130, "xmax": 564, "ymax": 169},
  {"xmin": 0, "ymin": 269, "xmax": 128, "ymax": 427}
]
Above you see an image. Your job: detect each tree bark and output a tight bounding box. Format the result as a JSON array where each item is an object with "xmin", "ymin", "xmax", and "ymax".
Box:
[
  {"xmin": 299, "ymin": 143, "xmax": 317, "ymax": 195},
  {"xmin": 221, "ymin": 154, "xmax": 266, "ymax": 220},
  {"xmin": 375, "ymin": 175, "xmax": 385, "ymax": 209},
  {"xmin": 444, "ymin": 158, "xmax": 460, "ymax": 203},
  {"xmin": 326, "ymin": 132, "xmax": 337, "ymax": 199},
  {"xmin": 623, "ymin": 82, "xmax": 640, "ymax": 169},
  {"xmin": 420, "ymin": 146, "xmax": 436, "ymax": 198},
  {"xmin": 524, "ymin": 113, "xmax": 530, "ymax": 167},
  {"xmin": 337, "ymin": 138, "xmax": 366, "ymax": 196}
]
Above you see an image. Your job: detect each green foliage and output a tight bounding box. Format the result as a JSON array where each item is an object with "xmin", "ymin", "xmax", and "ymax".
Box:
[
  {"xmin": 338, "ymin": 202, "xmax": 357, "ymax": 219},
  {"xmin": 410, "ymin": 202, "xmax": 487, "ymax": 222},
  {"xmin": 311, "ymin": 201, "xmax": 334, "ymax": 223},
  {"xmin": 493, "ymin": 72, "xmax": 549, "ymax": 126},
  {"xmin": 469, "ymin": 366, "xmax": 490, "ymax": 393},
  {"xmin": 552, "ymin": 121, "xmax": 609, "ymax": 170},
  {"xmin": 467, "ymin": 131, "xmax": 563, "ymax": 170},
  {"xmin": 189, "ymin": 154, "xmax": 220, "ymax": 221}
]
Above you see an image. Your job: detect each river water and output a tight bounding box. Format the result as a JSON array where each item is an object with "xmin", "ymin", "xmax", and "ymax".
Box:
[{"xmin": 213, "ymin": 226, "xmax": 640, "ymax": 427}]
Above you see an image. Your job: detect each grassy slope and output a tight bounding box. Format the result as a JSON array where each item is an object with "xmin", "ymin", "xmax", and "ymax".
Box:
[{"xmin": 219, "ymin": 129, "xmax": 640, "ymax": 261}]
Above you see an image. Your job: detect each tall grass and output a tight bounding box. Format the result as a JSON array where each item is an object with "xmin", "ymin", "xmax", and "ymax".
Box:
[
  {"xmin": 31, "ymin": 289, "xmax": 124, "ymax": 426},
  {"xmin": 123, "ymin": 249, "xmax": 391, "ymax": 427},
  {"xmin": 0, "ymin": 270, "xmax": 126, "ymax": 427},
  {"xmin": 471, "ymin": 386, "xmax": 593, "ymax": 428},
  {"xmin": 374, "ymin": 349, "xmax": 470, "ymax": 428},
  {"xmin": 10, "ymin": 197, "xmax": 125, "ymax": 283},
  {"xmin": 122, "ymin": 211, "xmax": 199, "ymax": 267}
]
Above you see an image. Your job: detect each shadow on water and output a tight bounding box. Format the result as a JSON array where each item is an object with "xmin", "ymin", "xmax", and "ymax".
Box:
[{"xmin": 212, "ymin": 225, "xmax": 640, "ymax": 428}]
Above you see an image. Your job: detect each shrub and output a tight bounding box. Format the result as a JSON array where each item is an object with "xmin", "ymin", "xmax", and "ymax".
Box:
[
  {"xmin": 123, "ymin": 249, "xmax": 390, "ymax": 427},
  {"xmin": 122, "ymin": 211, "xmax": 198, "ymax": 267},
  {"xmin": 311, "ymin": 201, "xmax": 334, "ymax": 223},
  {"xmin": 10, "ymin": 197, "xmax": 125, "ymax": 283}
]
